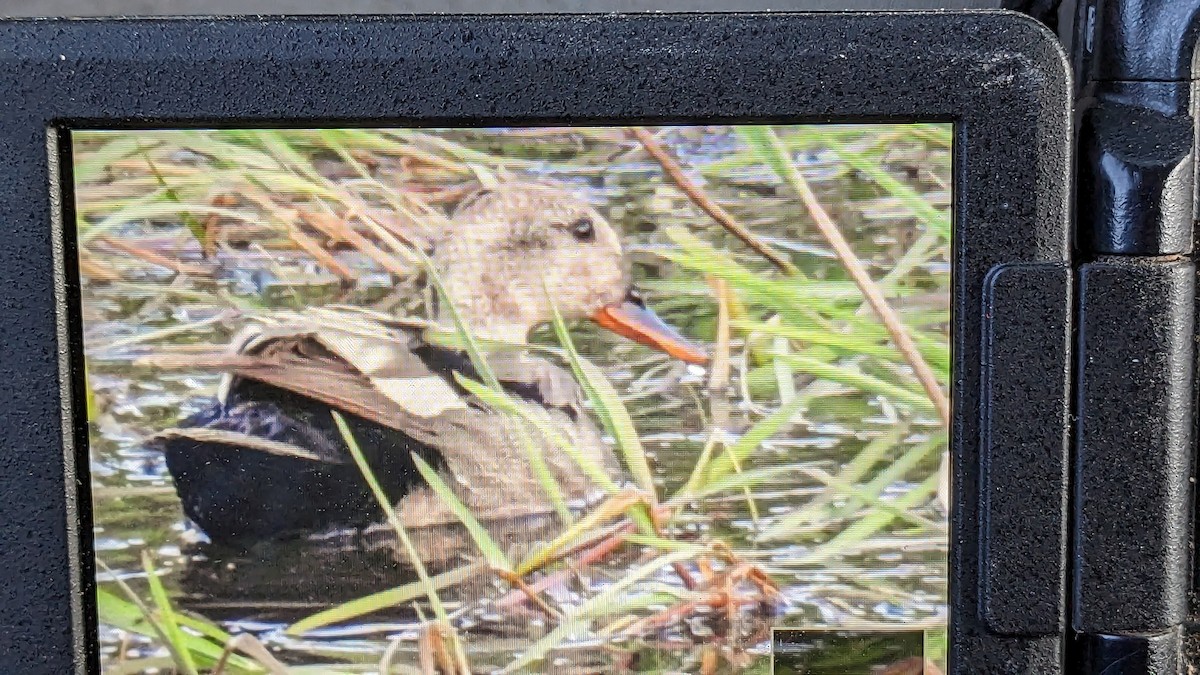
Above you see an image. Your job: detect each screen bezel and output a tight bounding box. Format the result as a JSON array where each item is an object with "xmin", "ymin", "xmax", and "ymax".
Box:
[{"xmin": 0, "ymin": 12, "xmax": 1071, "ymax": 674}]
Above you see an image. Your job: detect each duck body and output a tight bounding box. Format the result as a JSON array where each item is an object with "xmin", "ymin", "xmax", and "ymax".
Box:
[
  {"xmin": 156, "ymin": 308, "xmax": 619, "ymax": 563},
  {"xmin": 161, "ymin": 390, "xmax": 419, "ymax": 545},
  {"xmin": 152, "ymin": 182, "xmax": 706, "ymax": 565}
]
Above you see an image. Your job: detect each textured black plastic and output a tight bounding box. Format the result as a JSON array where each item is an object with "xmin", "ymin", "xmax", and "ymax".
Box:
[
  {"xmin": 979, "ymin": 263, "xmax": 1072, "ymax": 636},
  {"xmin": 0, "ymin": 13, "xmax": 1073, "ymax": 674},
  {"xmin": 1067, "ymin": 0, "xmax": 1200, "ymax": 88},
  {"xmin": 1091, "ymin": 0, "xmax": 1200, "ymax": 83},
  {"xmin": 1072, "ymin": 628, "xmax": 1184, "ymax": 675},
  {"xmin": 1075, "ymin": 82, "xmax": 1195, "ymax": 256},
  {"xmin": 1067, "ymin": 0, "xmax": 1200, "ymax": 257},
  {"xmin": 1074, "ymin": 259, "xmax": 1195, "ymax": 633}
]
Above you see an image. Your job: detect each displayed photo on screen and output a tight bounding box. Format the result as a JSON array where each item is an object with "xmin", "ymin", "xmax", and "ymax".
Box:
[{"xmin": 72, "ymin": 124, "xmax": 951, "ymax": 673}]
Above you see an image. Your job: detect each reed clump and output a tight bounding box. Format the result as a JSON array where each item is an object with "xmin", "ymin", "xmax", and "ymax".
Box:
[{"xmin": 82, "ymin": 124, "xmax": 951, "ymax": 673}]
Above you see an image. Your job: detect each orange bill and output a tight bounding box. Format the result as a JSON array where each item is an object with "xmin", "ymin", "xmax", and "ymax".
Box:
[{"xmin": 591, "ymin": 292, "xmax": 709, "ymax": 365}]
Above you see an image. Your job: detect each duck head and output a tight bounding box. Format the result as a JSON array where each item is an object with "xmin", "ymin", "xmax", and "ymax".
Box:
[{"xmin": 431, "ymin": 182, "xmax": 708, "ymax": 365}]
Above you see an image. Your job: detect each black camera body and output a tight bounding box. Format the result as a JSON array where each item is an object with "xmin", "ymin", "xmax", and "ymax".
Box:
[
  {"xmin": 0, "ymin": 5, "xmax": 1197, "ymax": 674},
  {"xmin": 1058, "ymin": 0, "xmax": 1200, "ymax": 671}
]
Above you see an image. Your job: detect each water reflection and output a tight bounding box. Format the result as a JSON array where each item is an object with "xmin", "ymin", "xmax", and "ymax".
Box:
[{"xmin": 80, "ymin": 125, "xmax": 950, "ymax": 671}]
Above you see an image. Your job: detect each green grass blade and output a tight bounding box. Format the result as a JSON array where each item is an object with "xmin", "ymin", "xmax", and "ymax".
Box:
[
  {"xmin": 760, "ymin": 433, "xmax": 942, "ymax": 541},
  {"xmin": 454, "ymin": 373, "xmax": 619, "ymax": 494},
  {"xmin": 72, "ymin": 133, "xmax": 161, "ymax": 181},
  {"xmin": 96, "ymin": 584, "xmax": 179, "ymax": 668},
  {"xmin": 798, "ymin": 464, "xmax": 938, "ymax": 530},
  {"xmin": 687, "ymin": 464, "xmax": 805, "ymax": 499},
  {"xmin": 416, "ymin": 248, "xmax": 501, "ymax": 390},
  {"xmin": 141, "ymin": 552, "xmax": 198, "ymax": 675},
  {"xmin": 915, "ymin": 332, "xmax": 952, "ymax": 383},
  {"xmin": 515, "ymin": 490, "xmax": 649, "ymax": 576},
  {"xmin": 502, "ymin": 550, "xmax": 694, "ymax": 673},
  {"xmin": 925, "ymin": 625, "xmax": 949, "ymax": 674},
  {"xmin": 390, "ymin": 129, "xmax": 541, "ymax": 169},
  {"xmin": 782, "ymin": 355, "xmax": 936, "ymax": 412},
  {"xmin": 333, "ymin": 411, "xmax": 449, "ymax": 624},
  {"xmin": 138, "ymin": 148, "xmax": 208, "ymax": 246},
  {"xmin": 705, "ymin": 393, "xmax": 807, "ymax": 488},
  {"xmin": 674, "ymin": 433, "xmax": 721, "ymax": 502},
  {"xmin": 796, "ymin": 472, "xmax": 942, "ymax": 565},
  {"xmin": 661, "ymin": 228, "xmax": 838, "ymax": 333},
  {"xmin": 736, "ymin": 124, "xmax": 948, "ymax": 244},
  {"xmin": 753, "ymin": 423, "xmax": 910, "ymax": 535},
  {"xmin": 171, "ymin": 614, "xmax": 238, "ymax": 646},
  {"xmin": 420, "ymin": 257, "xmax": 574, "ymax": 523},
  {"xmin": 78, "ymin": 198, "xmax": 253, "ymax": 244},
  {"xmin": 548, "ymin": 299, "xmax": 657, "ymax": 499},
  {"xmin": 911, "ymin": 123, "xmax": 954, "ymax": 147},
  {"xmin": 97, "ymin": 579, "xmax": 263, "ymax": 673},
  {"xmin": 825, "ymin": 140, "xmax": 950, "ymax": 241},
  {"xmin": 287, "ymin": 563, "xmax": 484, "ymax": 635},
  {"xmin": 448, "ymin": 374, "xmax": 573, "ymax": 524},
  {"xmin": 737, "ymin": 125, "xmax": 806, "ymax": 190},
  {"xmin": 826, "ymin": 434, "xmax": 945, "ymax": 522},
  {"xmin": 872, "ymin": 229, "xmax": 944, "ymax": 295},
  {"xmin": 733, "ymin": 319, "xmax": 900, "ymax": 362},
  {"xmin": 175, "ymin": 130, "xmax": 284, "ymax": 170},
  {"xmin": 254, "ymin": 129, "xmax": 327, "ymax": 183},
  {"xmin": 510, "ymin": 417, "xmax": 575, "ymax": 524},
  {"xmin": 410, "ymin": 453, "xmax": 512, "ymax": 570}
]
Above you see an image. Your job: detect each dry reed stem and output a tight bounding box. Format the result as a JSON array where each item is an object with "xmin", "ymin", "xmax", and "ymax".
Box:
[
  {"xmin": 201, "ymin": 194, "xmax": 239, "ymax": 258},
  {"xmin": 77, "ymin": 252, "xmax": 122, "ymax": 281},
  {"xmin": 239, "ymin": 189, "xmax": 358, "ymax": 282},
  {"xmin": 211, "ymin": 634, "xmax": 288, "ymax": 675},
  {"xmin": 287, "ymin": 224, "xmax": 357, "ymax": 281},
  {"xmin": 417, "ymin": 625, "xmax": 444, "ymax": 675},
  {"xmin": 403, "ymin": 181, "xmax": 478, "ymax": 205},
  {"xmin": 700, "ymin": 645, "xmax": 720, "ymax": 675},
  {"xmin": 619, "ymin": 556, "xmax": 780, "ymax": 638},
  {"xmin": 416, "ymin": 623, "xmax": 470, "ymax": 675},
  {"xmin": 635, "ymin": 125, "xmax": 950, "ymax": 428},
  {"xmin": 707, "ymin": 277, "xmax": 732, "ymax": 395},
  {"xmin": 494, "ymin": 568, "xmax": 562, "ymax": 619},
  {"xmin": 620, "ymin": 596, "xmax": 723, "ymax": 636},
  {"xmin": 494, "ymin": 523, "xmax": 634, "ymax": 609},
  {"xmin": 630, "ymin": 128, "xmax": 798, "ymax": 276},
  {"xmin": 94, "ymin": 236, "xmax": 211, "ymax": 277},
  {"xmin": 879, "ymin": 657, "xmax": 945, "ymax": 675},
  {"xmin": 301, "ymin": 211, "xmax": 412, "ymax": 278},
  {"xmin": 776, "ymin": 150, "xmax": 951, "ymax": 428}
]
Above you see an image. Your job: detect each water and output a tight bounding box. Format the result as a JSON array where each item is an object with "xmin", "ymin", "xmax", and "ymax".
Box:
[{"xmin": 78, "ymin": 125, "xmax": 951, "ymax": 672}]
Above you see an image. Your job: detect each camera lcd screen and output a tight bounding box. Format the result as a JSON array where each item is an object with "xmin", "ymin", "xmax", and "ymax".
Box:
[{"xmin": 73, "ymin": 124, "xmax": 951, "ymax": 674}]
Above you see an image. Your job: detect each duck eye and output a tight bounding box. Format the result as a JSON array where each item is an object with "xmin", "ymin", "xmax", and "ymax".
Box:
[
  {"xmin": 626, "ymin": 288, "xmax": 646, "ymax": 308},
  {"xmin": 569, "ymin": 217, "xmax": 595, "ymax": 242}
]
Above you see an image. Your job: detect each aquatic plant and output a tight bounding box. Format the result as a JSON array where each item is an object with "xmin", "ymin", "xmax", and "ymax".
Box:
[{"xmin": 80, "ymin": 124, "xmax": 950, "ymax": 673}]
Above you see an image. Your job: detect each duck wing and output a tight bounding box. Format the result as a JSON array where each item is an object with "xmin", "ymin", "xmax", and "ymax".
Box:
[
  {"xmin": 157, "ymin": 308, "xmax": 624, "ymax": 539},
  {"xmin": 486, "ymin": 350, "xmax": 585, "ymax": 413},
  {"xmin": 163, "ymin": 309, "xmax": 471, "ymax": 446},
  {"xmin": 216, "ymin": 308, "xmax": 596, "ymax": 437},
  {"xmin": 220, "ymin": 321, "xmax": 622, "ymax": 549}
]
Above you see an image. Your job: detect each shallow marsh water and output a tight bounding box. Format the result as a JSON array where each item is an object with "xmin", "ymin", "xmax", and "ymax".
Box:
[{"xmin": 78, "ymin": 125, "xmax": 951, "ymax": 673}]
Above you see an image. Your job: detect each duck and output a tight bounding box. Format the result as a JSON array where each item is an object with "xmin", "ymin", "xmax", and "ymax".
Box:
[{"xmin": 151, "ymin": 181, "xmax": 708, "ymax": 567}]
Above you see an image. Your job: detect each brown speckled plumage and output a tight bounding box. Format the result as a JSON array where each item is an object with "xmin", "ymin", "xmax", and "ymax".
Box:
[{"xmin": 157, "ymin": 181, "xmax": 701, "ymax": 568}]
